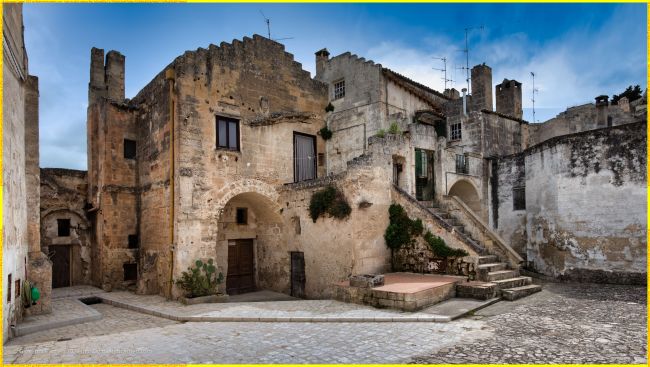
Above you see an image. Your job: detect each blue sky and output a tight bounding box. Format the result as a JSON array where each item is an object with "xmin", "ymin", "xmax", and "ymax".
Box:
[{"xmin": 24, "ymin": 3, "xmax": 647, "ymax": 169}]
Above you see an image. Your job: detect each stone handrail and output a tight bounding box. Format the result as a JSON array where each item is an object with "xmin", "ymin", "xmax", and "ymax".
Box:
[
  {"xmin": 447, "ymin": 195, "xmax": 524, "ymax": 268},
  {"xmin": 391, "ymin": 184, "xmax": 486, "ymax": 256}
]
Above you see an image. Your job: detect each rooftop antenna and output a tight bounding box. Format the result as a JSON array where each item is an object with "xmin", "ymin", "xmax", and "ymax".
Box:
[
  {"xmin": 457, "ymin": 25, "xmax": 484, "ymax": 94},
  {"xmin": 432, "ymin": 56, "xmax": 454, "ymax": 91},
  {"xmin": 531, "ymin": 71, "xmax": 539, "ymax": 123},
  {"xmin": 259, "ymin": 10, "xmax": 294, "ymax": 42}
]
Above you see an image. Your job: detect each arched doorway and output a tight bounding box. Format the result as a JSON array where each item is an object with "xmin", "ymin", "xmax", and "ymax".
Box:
[
  {"xmin": 216, "ymin": 191, "xmax": 286, "ymax": 295},
  {"xmin": 448, "ymin": 180, "xmax": 481, "ymax": 214}
]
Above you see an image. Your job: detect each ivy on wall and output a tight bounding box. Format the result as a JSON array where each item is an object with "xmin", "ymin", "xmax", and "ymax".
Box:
[{"xmin": 309, "ymin": 186, "xmax": 351, "ymax": 222}]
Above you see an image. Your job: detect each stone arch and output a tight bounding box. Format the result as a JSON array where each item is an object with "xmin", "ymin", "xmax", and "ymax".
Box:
[
  {"xmin": 41, "ymin": 207, "xmax": 89, "ymax": 226},
  {"xmin": 212, "ymin": 179, "xmax": 282, "ymax": 219},
  {"xmin": 448, "ymin": 179, "xmax": 481, "ymax": 214}
]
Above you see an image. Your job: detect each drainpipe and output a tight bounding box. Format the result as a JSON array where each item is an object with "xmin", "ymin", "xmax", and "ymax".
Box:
[
  {"xmin": 165, "ymin": 68, "xmax": 176, "ymax": 298},
  {"xmin": 461, "ymin": 88, "xmax": 467, "ymax": 116}
]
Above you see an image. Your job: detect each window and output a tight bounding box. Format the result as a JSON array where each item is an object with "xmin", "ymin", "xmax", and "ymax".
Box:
[
  {"xmin": 7, "ymin": 274, "xmax": 12, "ymax": 303},
  {"xmin": 128, "ymin": 234, "xmax": 139, "ymax": 249},
  {"xmin": 216, "ymin": 116, "xmax": 240, "ymax": 151},
  {"xmin": 15, "ymin": 279, "xmax": 20, "ymax": 300},
  {"xmin": 513, "ymin": 187, "xmax": 526, "ymax": 211},
  {"xmin": 124, "ymin": 139, "xmax": 137, "ymax": 159},
  {"xmin": 123, "ymin": 263, "xmax": 137, "ymax": 281},
  {"xmin": 318, "ymin": 153, "xmax": 325, "ymax": 167},
  {"xmin": 455, "ymin": 154, "xmax": 469, "ymax": 174},
  {"xmin": 236, "ymin": 208, "xmax": 248, "ymax": 225},
  {"xmin": 450, "ymin": 122, "xmax": 462, "ymax": 141},
  {"xmin": 57, "ymin": 219, "xmax": 71, "ymax": 237},
  {"xmin": 333, "ymin": 80, "xmax": 345, "ymax": 100}
]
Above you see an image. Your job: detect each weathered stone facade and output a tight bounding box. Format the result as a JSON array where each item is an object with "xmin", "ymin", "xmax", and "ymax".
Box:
[
  {"xmin": 493, "ymin": 122, "xmax": 647, "ymax": 284},
  {"xmin": 32, "ymin": 32, "xmax": 645, "ymax": 305},
  {"xmin": 3, "ymin": 3, "xmax": 51, "ymax": 342},
  {"xmin": 40, "ymin": 169, "xmax": 92, "ymax": 287}
]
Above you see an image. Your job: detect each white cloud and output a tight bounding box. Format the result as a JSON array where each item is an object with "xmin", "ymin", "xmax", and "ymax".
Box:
[{"xmin": 365, "ymin": 6, "xmax": 646, "ymax": 123}]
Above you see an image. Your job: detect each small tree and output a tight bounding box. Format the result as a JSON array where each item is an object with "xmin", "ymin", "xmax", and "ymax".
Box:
[{"xmin": 611, "ymin": 85, "xmax": 643, "ymax": 105}]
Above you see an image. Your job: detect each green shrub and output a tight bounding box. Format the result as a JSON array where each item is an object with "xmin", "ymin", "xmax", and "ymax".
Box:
[
  {"xmin": 424, "ymin": 231, "xmax": 468, "ymax": 258},
  {"xmin": 325, "ymin": 102, "xmax": 335, "ymax": 112},
  {"xmin": 388, "ymin": 122, "xmax": 401, "ymax": 134},
  {"xmin": 384, "ymin": 204, "xmax": 423, "ymax": 250},
  {"xmin": 309, "ymin": 186, "xmax": 351, "ymax": 222},
  {"xmin": 176, "ymin": 259, "xmax": 224, "ymax": 298},
  {"xmin": 319, "ymin": 126, "xmax": 333, "ymax": 140},
  {"xmin": 376, "ymin": 129, "xmax": 386, "ymax": 138}
]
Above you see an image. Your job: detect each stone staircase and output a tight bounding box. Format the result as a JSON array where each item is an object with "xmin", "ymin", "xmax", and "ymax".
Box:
[{"xmin": 421, "ymin": 201, "xmax": 542, "ymax": 301}]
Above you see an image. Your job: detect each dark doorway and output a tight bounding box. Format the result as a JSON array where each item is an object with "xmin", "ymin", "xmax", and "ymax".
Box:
[
  {"xmin": 415, "ymin": 148, "xmax": 435, "ymax": 201},
  {"xmin": 226, "ymin": 239, "xmax": 255, "ymax": 295},
  {"xmin": 290, "ymin": 251, "xmax": 306, "ymax": 298},
  {"xmin": 52, "ymin": 245, "xmax": 71, "ymax": 288}
]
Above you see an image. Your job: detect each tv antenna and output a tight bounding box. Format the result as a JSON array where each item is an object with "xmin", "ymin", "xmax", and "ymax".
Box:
[
  {"xmin": 259, "ymin": 10, "xmax": 294, "ymax": 42},
  {"xmin": 457, "ymin": 25, "xmax": 484, "ymax": 94},
  {"xmin": 530, "ymin": 71, "xmax": 539, "ymax": 123},
  {"xmin": 432, "ymin": 56, "xmax": 454, "ymax": 91}
]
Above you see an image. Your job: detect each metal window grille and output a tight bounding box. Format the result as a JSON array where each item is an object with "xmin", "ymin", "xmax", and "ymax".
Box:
[
  {"xmin": 450, "ymin": 123, "xmax": 462, "ymax": 141},
  {"xmin": 455, "ymin": 154, "xmax": 469, "ymax": 174},
  {"xmin": 333, "ymin": 80, "xmax": 345, "ymax": 99}
]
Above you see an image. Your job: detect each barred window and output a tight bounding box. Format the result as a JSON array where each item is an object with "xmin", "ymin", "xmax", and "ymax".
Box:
[
  {"xmin": 333, "ymin": 80, "xmax": 345, "ymax": 100},
  {"xmin": 513, "ymin": 187, "xmax": 526, "ymax": 210},
  {"xmin": 450, "ymin": 122, "xmax": 462, "ymax": 141},
  {"xmin": 455, "ymin": 154, "xmax": 469, "ymax": 174}
]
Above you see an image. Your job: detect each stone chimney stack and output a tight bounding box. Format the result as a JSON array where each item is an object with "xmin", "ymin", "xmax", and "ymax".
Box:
[
  {"xmin": 495, "ymin": 78, "xmax": 523, "ymax": 119},
  {"xmin": 88, "ymin": 48, "xmax": 106, "ymax": 105},
  {"xmin": 470, "ymin": 63, "xmax": 493, "ymax": 112},
  {"xmin": 315, "ymin": 48, "xmax": 330, "ymax": 78},
  {"xmin": 595, "ymin": 95, "xmax": 609, "ymax": 127},
  {"xmin": 444, "ymin": 88, "xmax": 460, "ymax": 100},
  {"xmin": 88, "ymin": 48, "xmax": 125, "ymax": 105},
  {"xmin": 105, "ymin": 51, "xmax": 125, "ymax": 102}
]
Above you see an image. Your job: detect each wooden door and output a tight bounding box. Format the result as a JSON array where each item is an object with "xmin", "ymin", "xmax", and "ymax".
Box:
[
  {"xmin": 226, "ymin": 239, "xmax": 254, "ymax": 294},
  {"xmin": 52, "ymin": 245, "xmax": 71, "ymax": 288},
  {"xmin": 290, "ymin": 251, "xmax": 305, "ymax": 298}
]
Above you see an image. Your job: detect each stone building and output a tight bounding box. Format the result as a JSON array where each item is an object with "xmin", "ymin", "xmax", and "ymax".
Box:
[
  {"xmin": 32, "ymin": 34, "xmax": 646, "ymax": 305},
  {"xmin": 2, "ymin": 3, "xmax": 51, "ymax": 343}
]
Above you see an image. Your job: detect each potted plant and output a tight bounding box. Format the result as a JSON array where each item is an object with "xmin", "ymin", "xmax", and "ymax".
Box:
[{"xmin": 176, "ymin": 259, "xmax": 228, "ymax": 305}]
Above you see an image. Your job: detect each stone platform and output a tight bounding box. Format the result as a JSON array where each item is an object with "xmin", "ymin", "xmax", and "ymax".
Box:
[{"xmin": 334, "ymin": 273, "xmax": 466, "ymax": 311}]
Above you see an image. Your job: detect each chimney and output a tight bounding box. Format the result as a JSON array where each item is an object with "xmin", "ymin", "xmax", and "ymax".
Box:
[
  {"xmin": 595, "ymin": 95, "xmax": 609, "ymax": 127},
  {"xmin": 315, "ymin": 48, "xmax": 330, "ymax": 78},
  {"xmin": 444, "ymin": 88, "xmax": 460, "ymax": 100},
  {"xmin": 470, "ymin": 63, "xmax": 493, "ymax": 112},
  {"xmin": 462, "ymin": 88, "xmax": 468, "ymax": 116},
  {"xmin": 495, "ymin": 78, "xmax": 523, "ymax": 119},
  {"xmin": 105, "ymin": 51, "xmax": 125, "ymax": 102},
  {"xmin": 88, "ymin": 48, "xmax": 106, "ymax": 105}
]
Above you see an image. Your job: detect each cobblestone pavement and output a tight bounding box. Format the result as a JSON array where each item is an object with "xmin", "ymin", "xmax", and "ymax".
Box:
[
  {"xmin": 7, "ymin": 303, "xmax": 178, "ymax": 346},
  {"xmin": 412, "ymin": 282, "xmax": 647, "ymax": 364},
  {"xmin": 3, "ymin": 282, "xmax": 646, "ymax": 364},
  {"xmin": 4, "ymin": 320, "xmax": 489, "ymax": 364}
]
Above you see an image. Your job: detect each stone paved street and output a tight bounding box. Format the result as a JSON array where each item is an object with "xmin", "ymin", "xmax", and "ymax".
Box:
[
  {"xmin": 3, "ymin": 281, "xmax": 646, "ymax": 364},
  {"xmin": 412, "ymin": 282, "xmax": 647, "ymax": 364}
]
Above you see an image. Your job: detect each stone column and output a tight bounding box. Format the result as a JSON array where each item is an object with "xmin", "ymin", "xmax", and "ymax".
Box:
[{"xmin": 24, "ymin": 75, "xmax": 52, "ymax": 316}]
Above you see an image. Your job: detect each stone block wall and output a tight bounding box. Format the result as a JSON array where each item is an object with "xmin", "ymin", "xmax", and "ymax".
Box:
[
  {"xmin": 496, "ymin": 121, "xmax": 647, "ymax": 284},
  {"xmin": 40, "ymin": 169, "xmax": 91, "ymax": 287}
]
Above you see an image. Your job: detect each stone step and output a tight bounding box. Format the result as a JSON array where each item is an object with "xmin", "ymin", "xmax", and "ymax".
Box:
[
  {"xmin": 486, "ymin": 270, "xmax": 519, "ymax": 281},
  {"xmin": 477, "ymin": 262, "xmax": 507, "ymax": 272},
  {"xmin": 452, "ymin": 225, "xmax": 465, "ymax": 233},
  {"xmin": 455, "ymin": 281, "xmax": 498, "ymax": 300},
  {"xmin": 501, "ymin": 284, "xmax": 542, "ymax": 301},
  {"xmin": 492, "ymin": 276, "xmax": 532, "ymax": 290},
  {"xmin": 477, "ymin": 255, "xmax": 499, "ymax": 264}
]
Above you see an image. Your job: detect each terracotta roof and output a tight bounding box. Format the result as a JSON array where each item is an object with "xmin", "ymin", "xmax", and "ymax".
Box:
[{"xmin": 382, "ymin": 68, "xmax": 450, "ymax": 101}]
